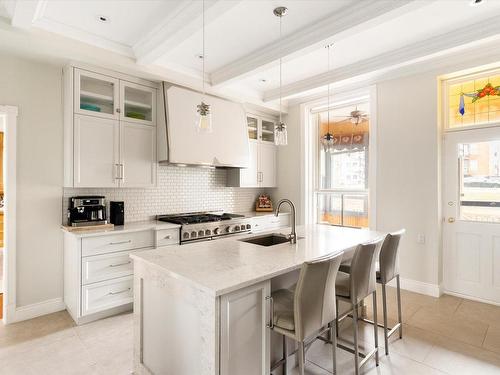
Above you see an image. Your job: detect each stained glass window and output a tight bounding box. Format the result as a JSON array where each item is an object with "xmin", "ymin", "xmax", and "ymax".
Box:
[{"xmin": 448, "ymin": 73, "xmax": 500, "ymax": 128}]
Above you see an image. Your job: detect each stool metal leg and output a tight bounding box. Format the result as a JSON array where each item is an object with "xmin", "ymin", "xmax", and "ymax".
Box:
[
  {"xmin": 335, "ymin": 299, "xmax": 339, "ymax": 338},
  {"xmin": 298, "ymin": 341, "xmax": 305, "ymax": 375},
  {"xmin": 282, "ymin": 335, "xmax": 287, "ymax": 375},
  {"xmin": 330, "ymin": 322, "xmax": 337, "ymax": 375},
  {"xmin": 396, "ymin": 275, "xmax": 403, "ymax": 339},
  {"xmin": 372, "ymin": 292, "xmax": 379, "ymax": 366},
  {"xmin": 352, "ymin": 303, "xmax": 360, "ymax": 375},
  {"xmin": 381, "ymin": 283, "xmax": 389, "ymax": 355}
]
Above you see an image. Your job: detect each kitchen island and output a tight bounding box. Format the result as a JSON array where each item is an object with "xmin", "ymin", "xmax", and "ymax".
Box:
[{"xmin": 131, "ymin": 224, "xmax": 383, "ymax": 375}]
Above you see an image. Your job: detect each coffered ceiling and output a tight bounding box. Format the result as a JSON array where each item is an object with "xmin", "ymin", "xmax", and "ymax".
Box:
[{"xmin": 1, "ymin": 0, "xmax": 500, "ymax": 109}]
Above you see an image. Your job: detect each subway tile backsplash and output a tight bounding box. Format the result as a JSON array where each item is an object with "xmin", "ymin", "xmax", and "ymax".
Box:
[{"xmin": 63, "ymin": 165, "xmax": 270, "ymax": 224}]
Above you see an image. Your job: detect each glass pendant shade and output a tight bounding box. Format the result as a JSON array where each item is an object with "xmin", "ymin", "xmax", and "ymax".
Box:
[
  {"xmin": 321, "ymin": 132, "xmax": 334, "ymax": 152},
  {"xmin": 275, "ymin": 122, "xmax": 288, "ymax": 146},
  {"xmin": 196, "ymin": 101, "xmax": 212, "ymax": 133}
]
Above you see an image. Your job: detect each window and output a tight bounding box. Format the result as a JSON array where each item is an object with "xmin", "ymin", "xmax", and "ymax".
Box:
[
  {"xmin": 315, "ymin": 102, "xmax": 369, "ymax": 228},
  {"xmin": 446, "ymin": 71, "xmax": 500, "ymax": 129},
  {"xmin": 459, "ymin": 140, "xmax": 500, "ymax": 222}
]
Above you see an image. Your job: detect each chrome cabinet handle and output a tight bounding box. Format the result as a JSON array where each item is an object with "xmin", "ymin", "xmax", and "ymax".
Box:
[
  {"xmin": 109, "ymin": 261, "xmax": 131, "ymax": 268},
  {"xmin": 108, "ymin": 288, "xmax": 131, "ymax": 295},
  {"xmin": 109, "ymin": 240, "xmax": 132, "ymax": 245},
  {"xmin": 164, "ymin": 235, "xmax": 171, "ymax": 239},
  {"xmin": 120, "ymin": 164, "xmax": 125, "ymax": 181},
  {"xmin": 266, "ymin": 296, "xmax": 274, "ymax": 329},
  {"xmin": 115, "ymin": 164, "xmax": 121, "ymax": 180}
]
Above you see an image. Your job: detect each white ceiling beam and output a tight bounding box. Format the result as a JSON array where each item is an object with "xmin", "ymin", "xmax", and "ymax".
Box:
[
  {"xmin": 263, "ymin": 17, "xmax": 500, "ymax": 102},
  {"xmin": 10, "ymin": 0, "xmax": 46, "ymax": 29},
  {"xmin": 210, "ymin": 0, "xmax": 420, "ymax": 86},
  {"xmin": 133, "ymin": 0, "xmax": 242, "ymax": 65}
]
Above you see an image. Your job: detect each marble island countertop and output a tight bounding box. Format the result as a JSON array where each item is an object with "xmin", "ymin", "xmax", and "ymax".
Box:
[{"xmin": 131, "ymin": 224, "xmax": 384, "ymax": 297}]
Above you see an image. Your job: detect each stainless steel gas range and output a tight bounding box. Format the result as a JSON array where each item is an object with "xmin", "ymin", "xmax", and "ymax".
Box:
[{"xmin": 157, "ymin": 212, "xmax": 252, "ymax": 244}]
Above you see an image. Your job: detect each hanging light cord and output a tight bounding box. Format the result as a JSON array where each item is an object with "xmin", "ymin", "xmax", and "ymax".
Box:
[
  {"xmin": 279, "ymin": 13, "xmax": 283, "ymax": 125},
  {"xmin": 202, "ymin": 0, "xmax": 205, "ymax": 96},
  {"xmin": 327, "ymin": 44, "xmax": 331, "ymax": 134}
]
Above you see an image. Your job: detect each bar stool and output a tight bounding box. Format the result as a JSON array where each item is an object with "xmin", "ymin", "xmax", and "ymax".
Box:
[
  {"xmin": 340, "ymin": 229, "xmax": 405, "ymax": 355},
  {"xmin": 334, "ymin": 238, "xmax": 383, "ymax": 375},
  {"xmin": 269, "ymin": 252, "xmax": 343, "ymax": 375}
]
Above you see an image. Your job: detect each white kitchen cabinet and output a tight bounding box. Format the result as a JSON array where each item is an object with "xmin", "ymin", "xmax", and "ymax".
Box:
[
  {"xmin": 121, "ymin": 122, "xmax": 156, "ymax": 187},
  {"xmin": 73, "ymin": 114, "xmax": 120, "ymax": 188},
  {"xmin": 64, "ymin": 65, "xmax": 159, "ymax": 188},
  {"xmin": 220, "ymin": 280, "xmax": 271, "ymax": 375},
  {"xmin": 227, "ymin": 115, "xmax": 278, "ymax": 188}
]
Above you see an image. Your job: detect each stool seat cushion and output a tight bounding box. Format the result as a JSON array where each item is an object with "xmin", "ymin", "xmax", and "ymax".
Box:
[
  {"xmin": 339, "ymin": 263, "xmax": 382, "ymax": 282},
  {"xmin": 272, "ymin": 288, "xmax": 295, "ymax": 331},
  {"xmin": 335, "ymin": 271, "xmax": 351, "ymax": 298}
]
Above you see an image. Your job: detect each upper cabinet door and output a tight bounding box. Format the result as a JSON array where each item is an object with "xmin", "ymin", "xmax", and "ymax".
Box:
[
  {"xmin": 260, "ymin": 119, "xmax": 275, "ymax": 144},
  {"xmin": 259, "ymin": 143, "xmax": 277, "ymax": 188},
  {"xmin": 75, "ymin": 69, "xmax": 119, "ymax": 120},
  {"xmin": 247, "ymin": 116, "xmax": 258, "ymax": 141},
  {"xmin": 240, "ymin": 141, "xmax": 259, "ymax": 187},
  {"xmin": 120, "ymin": 81, "xmax": 156, "ymax": 126},
  {"xmin": 120, "ymin": 121, "xmax": 156, "ymax": 188},
  {"xmin": 74, "ymin": 115, "xmax": 120, "ymax": 188}
]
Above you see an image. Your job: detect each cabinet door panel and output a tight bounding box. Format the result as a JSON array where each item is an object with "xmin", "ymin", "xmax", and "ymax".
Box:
[
  {"xmin": 74, "ymin": 115, "xmax": 119, "ymax": 187},
  {"xmin": 240, "ymin": 141, "xmax": 259, "ymax": 187},
  {"xmin": 120, "ymin": 122, "xmax": 156, "ymax": 187},
  {"xmin": 220, "ymin": 281, "xmax": 270, "ymax": 375},
  {"xmin": 259, "ymin": 143, "xmax": 277, "ymax": 188}
]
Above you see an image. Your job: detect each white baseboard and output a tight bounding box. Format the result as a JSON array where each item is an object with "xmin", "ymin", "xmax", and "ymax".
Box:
[
  {"xmin": 388, "ymin": 277, "xmax": 442, "ymax": 298},
  {"xmin": 443, "ymin": 290, "xmax": 500, "ymax": 307},
  {"xmin": 11, "ymin": 297, "xmax": 65, "ymax": 323}
]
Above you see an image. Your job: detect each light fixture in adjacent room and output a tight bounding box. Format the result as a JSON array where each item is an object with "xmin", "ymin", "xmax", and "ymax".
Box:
[
  {"xmin": 320, "ymin": 44, "xmax": 335, "ymax": 153},
  {"xmin": 470, "ymin": 0, "xmax": 484, "ymax": 6},
  {"xmin": 196, "ymin": 0, "xmax": 212, "ymax": 133},
  {"xmin": 274, "ymin": 6, "xmax": 288, "ymax": 146}
]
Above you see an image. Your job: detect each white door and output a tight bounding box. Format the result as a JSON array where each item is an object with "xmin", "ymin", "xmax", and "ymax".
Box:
[
  {"xmin": 119, "ymin": 81, "xmax": 156, "ymax": 126},
  {"xmin": 220, "ymin": 281, "xmax": 271, "ymax": 375},
  {"xmin": 259, "ymin": 143, "xmax": 277, "ymax": 188},
  {"xmin": 120, "ymin": 122, "xmax": 156, "ymax": 188},
  {"xmin": 443, "ymin": 127, "xmax": 500, "ymax": 304},
  {"xmin": 74, "ymin": 115, "xmax": 119, "ymax": 187},
  {"xmin": 74, "ymin": 69, "xmax": 119, "ymax": 120},
  {"xmin": 240, "ymin": 141, "xmax": 259, "ymax": 187}
]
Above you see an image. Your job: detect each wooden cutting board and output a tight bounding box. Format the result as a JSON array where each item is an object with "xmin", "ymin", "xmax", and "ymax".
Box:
[{"xmin": 62, "ymin": 223, "xmax": 114, "ymax": 232}]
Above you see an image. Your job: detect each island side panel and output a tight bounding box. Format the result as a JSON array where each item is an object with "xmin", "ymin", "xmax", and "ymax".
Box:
[{"xmin": 133, "ymin": 260, "xmax": 218, "ymax": 375}]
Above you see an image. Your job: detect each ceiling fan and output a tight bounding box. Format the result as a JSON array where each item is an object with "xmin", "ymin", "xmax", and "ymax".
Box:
[{"xmin": 330, "ymin": 107, "xmax": 369, "ymax": 125}]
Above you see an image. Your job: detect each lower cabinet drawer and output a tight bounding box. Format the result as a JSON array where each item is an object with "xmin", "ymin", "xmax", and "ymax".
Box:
[
  {"xmin": 155, "ymin": 228, "xmax": 180, "ymax": 247},
  {"xmin": 82, "ymin": 230, "xmax": 154, "ymax": 257},
  {"xmin": 81, "ymin": 276, "xmax": 133, "ymax": 316},
  {"xmin": 82, "ymin": 251, "xmax": 134, "ymax": 285}
]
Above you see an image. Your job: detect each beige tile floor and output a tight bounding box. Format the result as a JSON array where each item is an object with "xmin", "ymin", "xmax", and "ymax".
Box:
[{"xmin": 0, "ymin": 286, "xmax": 499, "ymax": 374}]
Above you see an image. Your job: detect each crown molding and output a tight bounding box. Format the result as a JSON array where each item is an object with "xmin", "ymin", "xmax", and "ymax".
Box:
[
  {"xmin": 210, "ymin": 0, "xmax": 420, "ymax": 86},
  {"xmin": 133, "ymin": 0, "xmax": 242, "ymax": 65},
  {"xmin": 263, "ymin": 16, "xmax": 500, "ymax": 102},
  {"xmin": 11, "ymin": 0, "xmax": 47, "ymax": 29}
]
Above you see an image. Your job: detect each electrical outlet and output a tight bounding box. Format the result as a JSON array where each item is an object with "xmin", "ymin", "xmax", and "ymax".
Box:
[{"xmin": 417, "ymin": 233, "xmax": 426, "ymax": 244}]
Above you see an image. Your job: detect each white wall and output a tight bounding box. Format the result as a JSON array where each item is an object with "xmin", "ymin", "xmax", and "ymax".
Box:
[
  {"xmin": 376, "ymin": 73, "xmax": 441, "ymax": 286},
  {"xmin": 0, "ymin": 54, "xmax": 64, "ymax": 307}
]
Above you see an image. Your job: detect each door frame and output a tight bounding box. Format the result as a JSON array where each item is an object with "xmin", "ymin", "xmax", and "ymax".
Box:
[
  {"xmin": 442, "ymin": 125, "xmax": 500, "ymax": 305},
  {"xmin": 0, "ymin": 105, "xmax": 18, "ymax": 324}
]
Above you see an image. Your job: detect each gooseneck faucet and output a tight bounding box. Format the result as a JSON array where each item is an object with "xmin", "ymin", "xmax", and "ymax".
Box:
[{"xmin": 275, "ymin": 199, "xmax": 296, "ymax": 244}]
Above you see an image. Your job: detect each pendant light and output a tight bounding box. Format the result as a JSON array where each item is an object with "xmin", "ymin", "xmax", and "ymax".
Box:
[
  {"xmin": 320, "ymin": 44, "xmax": 335, "ymax": 153},
  {"xmin": 196, "ymin": 0, "xmax": 212, "ymax": 132},
  {"xmin": 274, "ymin": 6, "xmax": 288, "ymax": 146}
]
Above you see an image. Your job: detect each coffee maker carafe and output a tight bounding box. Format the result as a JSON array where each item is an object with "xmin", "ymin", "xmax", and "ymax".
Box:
[{"xmin": 68, "ymin": 196, "xmax": 107, "ymax": 227}]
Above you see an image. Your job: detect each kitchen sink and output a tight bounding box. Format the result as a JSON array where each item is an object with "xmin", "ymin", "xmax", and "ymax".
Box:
[{"xmin": 240, "ymin": 233, "xmax": 295, "ymax": 247}]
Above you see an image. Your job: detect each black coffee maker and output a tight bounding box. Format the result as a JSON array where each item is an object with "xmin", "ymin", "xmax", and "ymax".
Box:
[{"xmin": 68, "ymin": 196, "xmax": 107, "ymax": 227}]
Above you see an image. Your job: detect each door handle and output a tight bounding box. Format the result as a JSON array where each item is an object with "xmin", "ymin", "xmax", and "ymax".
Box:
[
  {"xmin": 265, "ymin": 296, "xmax": 274, "ymax": 329},
  {"xmin": 448, "ymin": 217, "xmax": 455, "ymax": 223}
]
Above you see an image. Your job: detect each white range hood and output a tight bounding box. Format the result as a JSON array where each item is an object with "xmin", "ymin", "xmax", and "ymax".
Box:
[{"xmin": 159, "ymin": 83, "xmax": 250, "ymax": 168}]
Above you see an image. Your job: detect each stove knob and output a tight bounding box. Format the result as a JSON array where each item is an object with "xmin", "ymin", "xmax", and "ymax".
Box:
[
  {"xmin": 205, "ymin": 229, "xmax": 211, "ymax": 236},
  {"xmin": 213, "ymin": 228, "xmax": 220, "ymax": 235},
  {"xmin": 234, "ymin": 225, "xmax": 240, "ymax": 231},
  {"xmin": 226, "ymin": 226, "xmax": 232, "ymax": 233},
  {"xmin": 183, "ymin": 232, "xmax": 190, "ymax": 239},
  {"xmin": 191, "ymin": 231, "xmax": 197, "ymax": 238},
  {"xmin": 246, "ymin": 224, "xmax": 251, "ymax": 230},
  {"xmin": 198, "ymin": 230, "xmax": 205, "ymax": 237}
]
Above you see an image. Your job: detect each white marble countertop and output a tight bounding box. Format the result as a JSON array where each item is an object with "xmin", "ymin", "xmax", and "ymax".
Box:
[
  {"xmin": 131, "ymin": 224, "xmax": 384, "ymax": 297},
  {"xmin": 61, "ymin": 220, "xmax": 181, "ymax": 238}
]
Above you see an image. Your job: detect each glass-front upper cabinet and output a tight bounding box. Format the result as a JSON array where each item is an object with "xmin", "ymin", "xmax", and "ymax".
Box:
[
  {"xmin": 247, "ymin": 116, "xmax": 258, "ymax": 140},
  {"xmin": 120, "ymin": 81, "xmax": 156, "ymax": 126},
  {"xmin": 261, "ymin": 119, "xmax": 275, "ymax": 143},
  {"xmin": 75, "ymin": 69, "xmax": 119, "ymax": 119}
]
